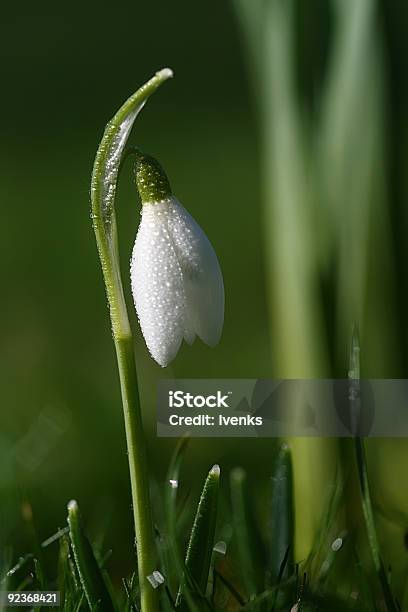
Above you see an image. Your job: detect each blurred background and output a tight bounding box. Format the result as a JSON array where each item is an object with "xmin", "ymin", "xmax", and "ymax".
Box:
[{"xmin": 1, "ymin": 0, "xmax": 408, "ymax": 600}]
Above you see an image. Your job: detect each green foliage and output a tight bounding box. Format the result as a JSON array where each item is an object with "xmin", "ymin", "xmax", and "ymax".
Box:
[
  {"xmin": 176, "ymin": 464, "xmax": 220, "ymax": 609},
  {"xmin": 2, "ymin": 431, "xmax": 401, "ymax": 611},
  {"xmin": 2, "ymin": 3, "xmax": 407, "ymax": 612},
  {"xmin": 230, "ymin": 468, "xmax": 265, "ymax": 599},
  {"xmin": 268, "ymin": 444, "xmax": 294, "ymax": 586},
  {"xmin": 67, "ymin": 500, "xmax": 115, "ymax": 611}
]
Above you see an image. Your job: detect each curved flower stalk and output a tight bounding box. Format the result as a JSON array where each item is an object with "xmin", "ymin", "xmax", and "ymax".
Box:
[
  {"xmin": 91, "ymin": 69, "xmax": 173, "ymax": 612},
  {"xmin": 131, "ymin": 153, "xmax": 224, "ymax": 367}
]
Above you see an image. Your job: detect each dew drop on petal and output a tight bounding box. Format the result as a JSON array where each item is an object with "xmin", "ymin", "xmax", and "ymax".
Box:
[{"xmin": 130, "ymin": 196, "xmax": 224, "ymax": 366}]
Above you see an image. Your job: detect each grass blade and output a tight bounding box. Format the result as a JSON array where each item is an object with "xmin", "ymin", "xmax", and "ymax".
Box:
[
  {"xmin": 349, "ymin": 334, "xmax": 397, "ymax": 611},
  {"xmin": 355, "ymin": 438, "xmax": 397, "ymax": 611},
  {"xmin": 176, "ymin": 465, "xmax": 220, "ymax": 608},
  {"xmin": 165, "ymin": 436, "xmax": 190, "ymax": 524},
  {"xmin": 122, "ymin": 577, "xmax": 139, "ymax": 612},
  {"xmin": 230, "ymin": 467, "xmax": 264, "ymax": 600},
  {"xmin": 67, "ymin": 500, "xmax": 115, "ymax": 611},
  {"xmin": 268, "ymin": 444, "xmax": 294, "ymax": 585},
  {"xmin": 164, "ymin": 437, "xmax": 202, "ymax": 612}
]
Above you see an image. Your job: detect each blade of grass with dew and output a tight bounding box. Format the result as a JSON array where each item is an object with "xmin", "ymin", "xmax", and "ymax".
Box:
[
  {"xmin": 164, "ymin": 437, "xmax": 204, "ymax": 612},
  {"xmin": 58, "ymin": 535, "xmax": 85, "ymax": 612},
  {"xmin": 91, "ymin": 68, "xmax": 173, "ymax": 612},
  {"xmin": 58, "ymin": 535, "xmax": 72, "ymax": 608},
  {"xmin": 271, "ymin": 546, "xmax": 292, "ymax": 612},
  {"xmin": 3, "ymin": 554, "xmax": 34, "ymax": 591},
  {"xmin": 268, "ymin": 445, "xmax": 294, "ymax": 586},
  {"xmin": 152, "ymin": 524, "xmax": 176, "ymax": 612},
  {"xmin": 349, "ymin": 335, "xmax": 398, "ymax": 611},
  {"xmin": 355, "ymin": 438, "xmax": 397, "ymax": 611},
  {"xmin": 67, "ymin": 500, "xmax": 115, "ymax": 611},
  {"xmin": 32, "ymin": 557, "xmax": 47, "ymax": 612},
  {"xmin": 123, "ymin": 577, "xmax": 139, "ymax": 612},
  {"xmin": 164, "ymin": 437, "xmax": 190, "ymax": 593},
  {"xmin": 315, "ymin": 532, "xmax": 348, "ymax": 588},
  {"xmin": 150, "ymin": 478, "xmax": 173, "ymax": 596},
  {"xmin": 352, "ymin": 549, "xmax": 378, "ymax": 612},
  {"xmin": 176, "ymin": 465, "xmax": 220, "ymax": 609},
  {"xmin": 306, "ymin": 467, "xmax": 344, "ymax": 584},
  {"xmin": 230, "ymin": 467, "xmax": 264, "ymax": 600}
]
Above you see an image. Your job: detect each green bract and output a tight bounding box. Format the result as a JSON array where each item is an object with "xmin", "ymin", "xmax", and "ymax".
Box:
[{"xmin": 134, "ymin": 152, "xmax": 172, "ymax": 204}]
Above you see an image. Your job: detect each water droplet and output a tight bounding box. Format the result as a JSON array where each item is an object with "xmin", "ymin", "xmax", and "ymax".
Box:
[
  {"xmin": 213, "ymin": 540, "xmax": 227, "ymax": 555},
  {"xmin": 331, "ymin": 537, "xmax": 343, "ymax": 552}
]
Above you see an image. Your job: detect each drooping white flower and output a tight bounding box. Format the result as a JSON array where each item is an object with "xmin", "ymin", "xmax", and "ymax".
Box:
[{"xmin": 130, "ymin": 153, "xmax": 224, "ymax": 367}]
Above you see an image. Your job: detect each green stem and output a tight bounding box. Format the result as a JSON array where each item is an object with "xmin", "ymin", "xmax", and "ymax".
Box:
[
  {"xmin": 115, "ymin": 337, "xmax": 155, "ymax": 609},
  {"xmin": 91, "ymin": 68, "xmax": 173, "ymax": 612}
]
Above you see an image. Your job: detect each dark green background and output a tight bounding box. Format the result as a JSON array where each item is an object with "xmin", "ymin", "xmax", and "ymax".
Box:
[{"xmin": 1, "ymin": 0, "xmax": 408, "ymax": 582}]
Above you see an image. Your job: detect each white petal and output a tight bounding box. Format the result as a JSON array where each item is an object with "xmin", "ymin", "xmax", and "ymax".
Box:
[
  {"xmin": 167, "ymin": 199, "xmax": 224, "ymax": 347},
  {"xmin": 130, "ymin": 202, "xmax": 185, "ymax": 367}
]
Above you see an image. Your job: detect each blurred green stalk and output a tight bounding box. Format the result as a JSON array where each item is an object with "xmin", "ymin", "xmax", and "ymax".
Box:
[
  {"xmin": 232, "ymin": 0, "xmax": 334, "ymax": 559},
  {"xmin": 232, "ymin": 0, "xmax": 396, "ymax": 560},
  {"xmin": 318, "ymin": 0, "xmax": 395, "ymax": 373},
  {"xmin": 91, "ymin": 69, "xmax": 173, "ymax": 612}
]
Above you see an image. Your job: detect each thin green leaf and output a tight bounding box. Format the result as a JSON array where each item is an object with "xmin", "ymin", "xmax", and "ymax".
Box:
[
  {"xmin": 355, "ymin": 438, "xmax": 397, "ymax": 611},
  {"xmin": 230, "ymin": 467, "xmax": 264, "ymax": 599},
  {"xmin": 268, "ymin": 444, "xmax": 294, "ymax": 585},
  {"xmin": 164, "ymin": 436, "xmax": 190, "ymax": 534},
  {"xmin": 42, "ymin": 527, "xmax": 70, "ymax": 549},
  {"xmin": 163, "ymin": 436, "xmax": 190, "ymax": 591},
  {"xmin": 3, "ymin": 555, "xmax": 34, "ymax": 590},
  {"xmin": 176, "ymin": 465, "xmax": 220, "ymax": 608},
  {"xmin": 91, "ymin": 67, "xmax": 173, "ymax": 339},
  {"xmin": 349, "ymin": 334, "xmax": 397, "ymax": 612},
  {"xmin": 58, "ymin": 535, "xmax": 71, "ymax": 608},
  {"xmin": 122, "ymin": 577, "xmax": 139, "ymax": 612},
  {"xmin": 67, "ymin": 500, "xmax": 115, "ymax": 611},
  {"xmin": 74, "ymin": 594, "xmax": 86, "ymax": 612},
  {"xmin": 271, "ymin": 547, "xmax": 291, "ymax": 612},
  {"xmin": 164, "ymin": 437, "xmax": 203, "ymax": 612}
]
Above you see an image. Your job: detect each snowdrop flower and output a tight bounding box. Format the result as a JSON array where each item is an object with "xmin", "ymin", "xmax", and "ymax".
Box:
[{"xmin": 130, "ymin": 152, "xmax": 224, "ymax": 367}]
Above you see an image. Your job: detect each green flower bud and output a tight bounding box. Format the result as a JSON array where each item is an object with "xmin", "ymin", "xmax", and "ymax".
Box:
[{"xmin": 134, "ymin": 151, "xmax": 172, "ymax": 204}]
